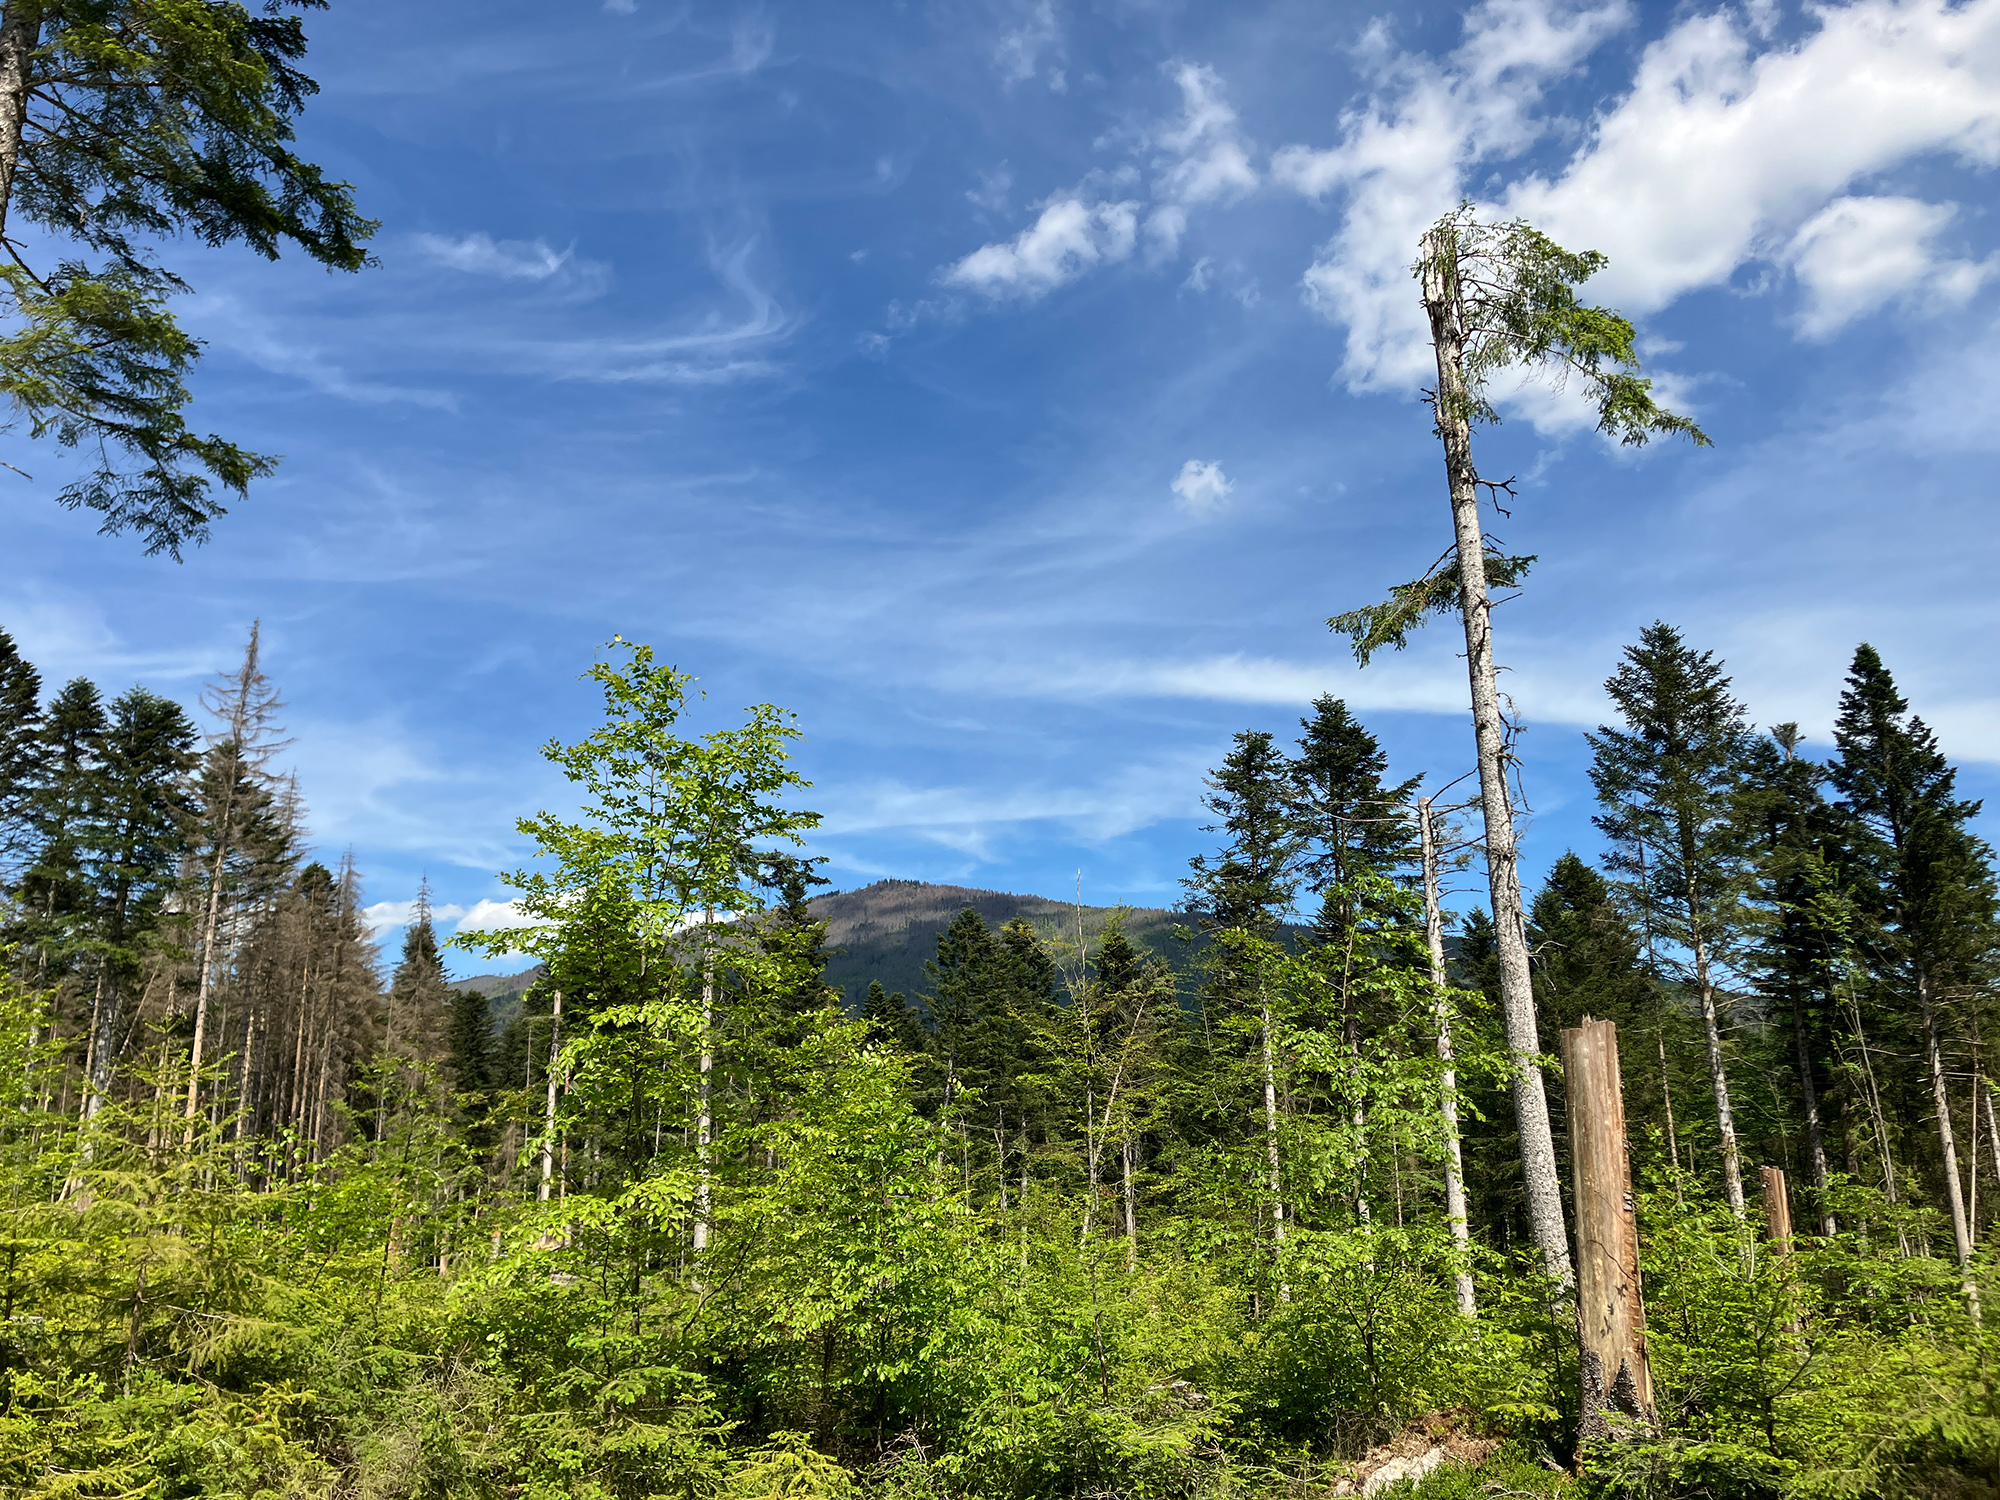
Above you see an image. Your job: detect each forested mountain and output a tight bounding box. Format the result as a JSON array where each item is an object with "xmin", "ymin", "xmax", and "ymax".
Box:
[{"xmin": 810, "ymin": 879, "xmax": 1187, "ymax": 1001}]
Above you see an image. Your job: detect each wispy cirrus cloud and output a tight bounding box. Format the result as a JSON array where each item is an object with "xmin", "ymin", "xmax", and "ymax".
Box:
[{"xmin": 414, "ymin": 231, "xmax": 610, "ymax": 296}]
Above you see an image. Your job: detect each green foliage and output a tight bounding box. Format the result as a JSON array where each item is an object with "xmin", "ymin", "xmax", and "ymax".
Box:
[
  {"xmin": 0, "ymin": 0, "xmax": 376, "ymax": 555},
  {"xmin": 1331, "ymin": 548, "xmax": 1535, "ymax": 667},
  {"xmin": 1417, "ymin": 206, "xmax": 1708, "ymax": 449}
]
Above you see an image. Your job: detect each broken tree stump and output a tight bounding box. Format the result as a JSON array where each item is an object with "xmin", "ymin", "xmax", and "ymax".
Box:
[
  {"xmin": 1761, "ymin": 1166, "xmax": 1793, "ymax": 1255},
  {"xmin": 1562, "ymin": 1016, "xmax": 1656, "ymax": 1445}
]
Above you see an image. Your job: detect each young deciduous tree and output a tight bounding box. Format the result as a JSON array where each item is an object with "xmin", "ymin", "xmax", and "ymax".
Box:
[
  {"xmin": 1331, "ymin": 207, "xmax": 1709, "ymax": 1283},
  {"xmin": 0, "ymin": 0, "xmax": 375, "ymax": 555},
  {"xmin": 457, "ymin": 638, "xmax": 818, "ymax": 1256}
]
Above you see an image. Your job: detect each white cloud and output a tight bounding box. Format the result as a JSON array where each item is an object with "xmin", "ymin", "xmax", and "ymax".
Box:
[
  {"xmin": 454, "ymin": 898, "xmax": 540, "ymax": 933},
  {"xmin": 1170, "ymin": 458, "xmax": 1235, "ymax": 517},
  {"xmin": 1274, "ymin": 0, "xmax": 1632, "ymax": 391},
  {"xmin": 1786, "ymin": 196, "xmax": 1989, "ymax": 338},
  {"xmin": 1149, "ymin": 63, "xmax": 1258, "ymax": 257},
  {"xmin": 364, "ymin": 897, "xmax": 468, "ymax": 934},
  {"xmin": 995, "ymin": 0, "xmax": 1063, "ymax": 89},
  {"xmin": 944, "ymin": 60, "xmax": 1254, "ymax": 296},
  {"xmin": 942, "ymin": 198, "xmax": 1140, "ymax": 299},
  {"xmin": 1277, "ymin": 0, "xmax": 2000, "ymax": 392},
  {"xmin": 416, "ymin": 232, "xmax": 580, "ymax": 281},
  {"xmin": 967, "ymin": 163, "xmax": 1015, "ymax": 213}
]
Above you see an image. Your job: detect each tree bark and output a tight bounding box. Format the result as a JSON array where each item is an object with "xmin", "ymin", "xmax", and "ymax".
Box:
[
  {"xmin": 1421, "ymin": 797, "xmax": 1476, "ymax": 1317},
  {"xmin": 1562, "ymin": 1017, "xmax": 1654, "ymax": 1444},
  {"xmin": 538, "ymin": 989, "xmax": 563, "ymax": 1203},
  {"xmin": 693, "ymin": 931, "xmax": 713, "ymax": 1257},
  {"xmin": 1919, "ymin": 974, "xmax": 1980, "ymax": 1320},
  {"xmin": 0, "ymin": 2, "xmax": 41, "ymax": 239},
  {"xmin": 1260, "ymin": 1005, "xmax": 1284, "ymax": 1249},
  {"xmin": 1685, "ymin": 898, "xmax": 1745, "ymax": 1219},
  {"xmin": 1122, "ymin": 1135, "xmax": 1138, "ymax": 1271},
  {"xmin": 1791, "ymin": 987, "xmax": 1835, "ymax": 1236},
  {"xmin": 1420, "ymin": 228, "xmax": 1572, "ymax": 1287}
]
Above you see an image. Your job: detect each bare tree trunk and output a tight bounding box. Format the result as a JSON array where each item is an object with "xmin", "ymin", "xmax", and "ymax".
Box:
[
  {"xmin": 1634, "ymin": 843, "xmax": 1681, "ymax": 1176},
  {"xmin": 1260, "ymin": 1003, "xmax": 1290, "ymax": 1303},
  {"xmin": 183, "ymin": 817, "xmax": 235, "ymax": 1134},
  {"xmin": 693, "ymin": 926, "xmax": 713, "ymax": 1257},
  {"xmin": 0, "ymin": 2, "xmax": 42, "ymax": 236},
  {"xmin": 1562, "ymin": 1018, "xmax": 1655, "ymax": 1444},
  {"xmin": 1919, "ymin": 975, "xmax": 1980, "ymax": 1320},
  {"xmin": 1122, "ymin": 1136, "xmax": 1138, "ymax": 1271},
  {"xmin": 1791, "ymin": 987, "xmax": 1835, "ymax": 1237},
  {"xmin": 1421, "ymin": 796, "xmax": 1476, "ymax": 1318},
  {"xmin": 1686, "ymin": 902, "xmax": 1745, "ymax": 1219},
  {"xmin": 82, "ymin": 967, "xmax": 117, "ymax": 1121},
  {"xmin": 1420, "ymin": 228, "xmax": 1571, "ymax": 1287},
  {"xmin": 538, "ymin": 989, "xmax": 563, "ymax": 1203},
  {"xmin": 1985, "ymin": 1084, "xmax": 2000, "ymax": 1236}
]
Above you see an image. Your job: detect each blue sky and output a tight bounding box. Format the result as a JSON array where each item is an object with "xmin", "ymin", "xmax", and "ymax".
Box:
[{"xmin": 7, "ymin": 0, "xmax": 2000, "ymax": 971}]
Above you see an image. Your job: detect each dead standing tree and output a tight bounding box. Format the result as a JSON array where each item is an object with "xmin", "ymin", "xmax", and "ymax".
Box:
[
  {"xmin": 1563, "ymin": 1016, "xmax": 1656, "ymax": 1444},
  {"xmin": 1333, "ymin": 206, "xmax": 1708, "ymax": 1286}
]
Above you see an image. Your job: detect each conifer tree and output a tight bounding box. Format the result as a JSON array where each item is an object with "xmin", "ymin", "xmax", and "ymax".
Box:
[
  {"xmin": 447, "ymin": 986, "xmax": 492, "ymax": 1098},
  {"xmin": 0, "ymin": 625, "xmax": 40, "ymax": 866},
  {"xmin": 79, "ymin": 686, "xmax": 195, "ymax": 1117},
  {"xmin": 385, "ymin": 886, "xmax": 450, "ymax": 1090},
  {"xmin": 1527, "ymin": 853, "xmax": 1654, "ymax": 1038},
  {"xmin": 1831, "ymin": 643, "xmax": 1997, "ymax": 1311},
  {"xmin": 923, "ymin": 907, "xmax": 998, "ymax": 1132},
  {"xmin": 1290, "ymin": 695, "xmax": 1419, "ymax": 906},
  {"xmin": 1187, "ymin": 731, "xmax": 1300, "ymax": 946},
  {"xmin": 14, "ymin": 675, "xmax": 104, "ymax": 997},
  {"xmin": 1186, "ymin": 730, "xmax": 1301, "ymax": 1263},
  {"xmin": 0, "ymin": 0, "xmax": 376, "ymax": 554},
  {"xmin": 862, "ymin": 979, "xmax": 927, "ymax": 1056},
  {"xmin": 1590, "ymin": 623, "xmax": 1753, "ymax": 1216},
  {"xmin": 1738, "ymin": 725, "xmax": 1844, "ymax": 1233},
  {"xmin": 183, "ymin": 622, "xmax": 286, "ymax": 1132}
]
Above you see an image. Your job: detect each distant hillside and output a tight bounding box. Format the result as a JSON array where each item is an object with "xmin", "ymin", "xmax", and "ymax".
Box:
[
  {"xmin": 810, "ymin": 879, "xmax": 1192, "ymax": 1005},
  {"xmin": 437, "ymin": 882, "xmax": 1209, "ymax": 1018},
  {"xmin": 449, "ymin": 964, "xmax": 546, "ymax": 1035}
]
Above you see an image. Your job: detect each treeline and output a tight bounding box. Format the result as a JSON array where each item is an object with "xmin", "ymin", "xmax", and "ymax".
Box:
[
  {"xmin": 2, "ymin": 630, "xmax": 1997, "ymax": 1500},
  {"xmin": 0, "ymin": 623, "xmax": 385, "ymax": 1166}
]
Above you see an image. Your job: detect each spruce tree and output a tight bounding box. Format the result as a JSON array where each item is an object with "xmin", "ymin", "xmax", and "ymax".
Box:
[
  {"xmin": 1737, "ymin": 725, "xmax": 1844, "ymax": 1233},
  {"xmin": 1289, "ymin": 695, "xmax": 1419, "ymax": 903},
  {"xmin": 1590, "ymin": 622, "xmax": 1753, "ymax": 1217},
  {"xmin": 1527, "ymin": 852, "xmax": 1654, "ymax": 1038},
  {"xmin": 862, "ymin": 979, "xmax": 927, "ymax": 1056},
  {"xmin": 1185, "ymin": 729, "xmax": 1301, "ymax": 1263},
  {"xmin": 1186, "ymin": 729, "xmax": 1300, "ymax": 947},
  {"xmin": 14, "ymin": 676, "xmax": 106, "ymax": 993},
  {"xmin": 0, "ymin": 626, "xmax": 41, "ymax": 868},
  {"xmin": 80, "ymin": 686, "xmax": 196, "ymax": 1116},
  {"xmin": 923, "ymin": 907, "xmax": 998, "ymax": 1122},
  {"xmin": 1831, "ymin": 643, "xmax": 1998, "ymax": 1307},
  {"xmin": 447, "ymin": 986, "xmax": 493, "ymax": 1098}
]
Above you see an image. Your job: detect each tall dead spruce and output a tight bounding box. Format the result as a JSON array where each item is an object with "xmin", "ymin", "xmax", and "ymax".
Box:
[{"xmin": 1334, "ymin": 206, "xmax": 1708, "ymax": 1286}]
